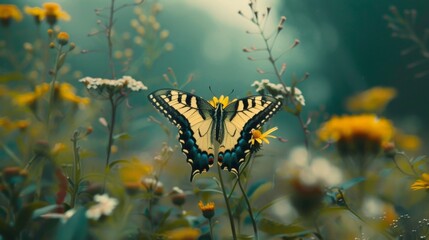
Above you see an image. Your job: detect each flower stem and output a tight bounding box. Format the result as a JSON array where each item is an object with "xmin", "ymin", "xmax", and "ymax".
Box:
[
  {"xmin": 208, "ymin": 218, "xmax": 215, "ymax": 240},
  {"xmin": 107, "ymin": 0, "xmax": 116, "ymax": 79},
  {"xmin": 70, "ymin": 130, "xmax": 81, "ymax": 208},
  {"xmin": 216, "ymin": 164, "xmax": 237, "ymax": 239},
  {"xmin": 237, "ymin": 175, "xmax": 258, "ymax": 240},
  {"xmin": 103, "ymin": 95, "xmax": 117, "ymax": 192},
  {"xmin": 47, "ymin": 45, "xmax": 63, "ymax": 136}
]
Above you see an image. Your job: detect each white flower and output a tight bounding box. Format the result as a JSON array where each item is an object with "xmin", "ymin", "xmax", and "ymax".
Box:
[
  {"xmin": 79, "ymin": 76, "xmax": 148, "ymax": 92},
  {"xmin": 86, "ymin": 194, "xmax": 119, "ymax": 220},
  {"xmin": 251, "ymin": 79, "xmax": 305, "ymax": 106}
]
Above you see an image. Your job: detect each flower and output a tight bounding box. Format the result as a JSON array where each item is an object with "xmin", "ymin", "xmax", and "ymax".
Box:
[
  {"xmin": 42, "ymin": 2, "xmax": 70, "ymax": 26},
  {"xmin": 249, "ymin": 127, "xmax": 278, "ymax": 152},
  {"xmin": 198, "ymin": 201, "xmax": 215, "ymax": 219},
  {"xmin": 346, "ymin": 87, "xmax": 396, "ymax": 113},
  {"xmin": 170, "ymin": 186, "xmax": 186, "ymax": 207},
  {"xmin": 208, "ymin": 95, "xmax": 236, "ymax": 109},
  {"xmin": 24, "ymin": 6, "xmax": 45, "ymax": 24},
  {"xmin": 79, "ymin": 76, "xmax": 148, "ymax": 94},
  {"xmin": 86, "ymin": 194, "xmax": 119, "ymax": 220},
  {"xmin": 318, "ymin": 114, "xmax": 394, "ymax": 157},
  {"xmin": 57, "ymin": 32, "xmax": 69, "ymax": 45},
  {"xmin": 119, "ymin": 159, "xmax": 153, "ymax": 184},
  {"xmin": 411, "ymin": 173, "xmax": 429, "ymax": 191},
  {"xmin": 0, "ymin": 118, "xmax": 30, "ymax": 132},
  {"xmin": 13, "ymin": 83, "xmax": 50, "ymax": 106},
  {"xmin": 55, "ymin": 83, "xmax": 90, "ymax": 105},
  {"xmin": 251, "ymin": 79, "xmax": 305, "ymax": 106},
  {"xmin": 165, "ymin": 227, "xmax": 201, "ymax": 240},
  {"xmin": 0, "ymin": 4, "xmax": 22, "ymax": 27},
  {"xmin": 395, "ymin": 132, "xmax": 421, "ymax": 152}
]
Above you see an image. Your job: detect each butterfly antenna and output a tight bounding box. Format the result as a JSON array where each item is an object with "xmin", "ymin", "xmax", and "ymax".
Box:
[
  {"xmin": 209, "ymin": 86, "xmax": 216, "ymax": 97},
  {"xmin": 227, "ymin": 89, "xmax": 235, "ymax": 97}
]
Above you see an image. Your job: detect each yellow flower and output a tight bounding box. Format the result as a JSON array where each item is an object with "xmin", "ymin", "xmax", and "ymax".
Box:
[
  {"xmin": 51, "ymin": 142, "xmax": 66, "ymax": 155},
  {"xmin": 411, "ymin": 173, "xmax": 429, "ymax": 191},
  {"xmin": 24, "ymin": 6, "xmax": 45, "ymax": 23},
  {"xmin": 43, "ymin": 2, "xmax": 70, "ymax": 26},
  {"xmin": 318, "ymin": 114, "xmax": 394, "ymax": 157},
  {"xmin": 249, "ymin": 127, "xmax": 278, "ymax": 145},
  {"xmin": 198, "ymin": 201, "xmax": 215, "ymax": 219},
  {"xmin": 165, "ymin": 227, "xmax": 201, "ymax": 240},
  {"xmin": 13, "ymin": 83, "xmax": 50, "ymax": 106},
  {"xmin": 346, "ymin": 87, "xmax": 396, "ymax": 113},
  {"xmin": 0, "ymin": 118, "xmax": 30, "ymax": 131},
  {"xmin": 0, "ymin": 4, "xmax": 23, "ymax": 27},
  {"xmin": 57, "ymin": 32, "xmax": 69, "ymax": 45},
  {"xmin": 56, "ymin": 83, "xmax": 90, "ymax": 105},
  {"xmin": 395, "ymin": 133, "xmax": 421, "ymax": 152},
  {"xmin": 208, "ymin": 95, "xmax": 236, "ymax": 109},
  {"xmin": 119, "ymin": 158, "xmax": 153, "ymax": 184}
]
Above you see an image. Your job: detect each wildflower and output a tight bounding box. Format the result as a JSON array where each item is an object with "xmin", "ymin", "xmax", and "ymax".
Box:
[
  {"xmin": 0, "ymin": 118, "xmax": 30, "ymax": 132},
  {"xmin": 318, "ymin": 114, "xmax": 394, "ymax": 158},
  {"xmin": 86, "ymin": 194, "xmax": 119, "ymax": 220},
  {"xmin": 0, "ymin": 4, "xmax": 22, "ymax": 27},
  {"xmin": 208, "ymin": 95, "xmax": 236, "ymax": 109},
  {"xmin": 119, "ymin": 159, "xmax": 153, "ymax": 184},
  {"xmin": 198, "ymin": 201, "xmax": 215, "ymax": 219},
  {"xmin": 141, "ymin": 178, "xmax": 164, "ymax": 196},
  {"xmin": 410, "ymin": 173, "xmax": 429, "ymax": 191},
  {"xmin": 346, "ymin": 87, "xmax": 396, "ymax": 113},
  {"xmin": 170, "ymin": 187, "xmax": 186, "ymax": 207},
  {"xmin": 24, "ymin": 6, "xmax": 45, "ymax": 24},
  {"xmin": 57, "ymin": 32, "xmax": 69, "ymax": 46},
  {"xmin": 79, "ymin": 76, "xmax": 148, "ymax": 96},
  {"xmin": 42, "ymin": 2, "xmax": 70, "ymax": 26},
  {"xmin": 249, "ymin": 127, "xmax": 278, "ymax": 152},
  {"xmin": 251, "ymin": 79, "xmax": 305, "ymax": 106},
  {"xmin": 13, "ymin": 83, "xmax": 50, "ymax": 107},
  {"xmin": 55, "ymin": 83, "xmax": 90, "ymax": 105},
  {"xmin": 165, "ymin": 227, "xmax": 200, "ymax": 240},
  {"xmin": 395, "ymin": 132, "xmax": 421, "ymax": 152},
  {"xmin": 290, "ymin": 176, "xmax": 324, "ymax": 217}
]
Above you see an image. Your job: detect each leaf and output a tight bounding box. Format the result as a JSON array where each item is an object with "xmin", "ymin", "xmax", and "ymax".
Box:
[
  {"xmin": 15, "ymin": 202, "xmax": 48, "ymax": 232},
  {"xmin": 2, "ymin": 144, "xmax": 22, "ymax": 165},
  {"xmin": 258, "ymin": 218, "xmax": 310, "ymax": 236},
  {"xmin": 338, "ymin": 176, "xmax": 365, "ymax": 190},
  {"xmin": 108, "ymin": 159, "xmax": 130, "ymax": 170},
  {"xmin": 32, "ymin": 205, "xmax": 59, "ymax": 219},
  {"xmin": 55, "ymin": 208, "xmax": 88, "ymax": 240},
  {"xmin": 247, "ymin": 180, "xmax": 273, "ymax": 202},
  {"xmin": 394, "ymin": 153, "xmax": 414, "ymax": 175},
  {"xmin": 158, "ymin": 208, "xmax": 172, "ymax": 228},
  {"xmin": 56, "ymin": 53, "xmax": 67, "ymax": 71}
]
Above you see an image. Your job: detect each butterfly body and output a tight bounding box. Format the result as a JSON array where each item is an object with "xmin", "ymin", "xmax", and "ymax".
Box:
[{"xmin": 148, "ymin": 89, "xmax": 281, "ymax": 181}]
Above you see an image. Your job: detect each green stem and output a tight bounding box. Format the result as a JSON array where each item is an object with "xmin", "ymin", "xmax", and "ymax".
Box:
[
  {"xmin": 70, "ymin": 131, "xmax": 81, "ymax": 208},
  {"xmin": 208, "ymin": 218, "xmax": 215, "ymax": 240},
  {"xmin": 103, "ymin": 95, "xmax": 117, "ymax": 193},
  {"xmin": 237, "ymin": 175, "xmax": 258, "ymax": 240},
  {"xmin": 107, "ymin": 0, "xmax": 116, "ymax": 79},
  {"xmin": 216, "ymin": 164, "xmax": 237, "ymax": 239},
  {"xmin": 47, "ymin": 45, "xmax": 63, "ymax": 136}
]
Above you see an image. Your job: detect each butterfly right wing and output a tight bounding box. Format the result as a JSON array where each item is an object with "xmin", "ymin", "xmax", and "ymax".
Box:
[{"xmin": 148, "ymin": 89, "xmax": 215, "ymax": 181}]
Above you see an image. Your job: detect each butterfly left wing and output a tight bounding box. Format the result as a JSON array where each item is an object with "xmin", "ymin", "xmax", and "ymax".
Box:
[
  {"xmin": 148, "ymin": 89, "xmax": 216, "ymax": 181},
  {"xmin": 218, "ymin": 95, "xmax": 282, "ymax": 174}
]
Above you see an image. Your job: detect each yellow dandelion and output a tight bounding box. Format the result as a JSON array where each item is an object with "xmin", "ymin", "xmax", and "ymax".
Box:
[
  {"xmin": 411, "ymin": 173, "xmax": 429, "ymax": 191},
  {"xmin": 0, "ymin": 4, "xmax": 23, "ymax": 27},
  {"xmin": 43, "ymin": 2, "xmax": 70, "ymax": 26},
  {"xmin": 165, "ymin": 227, "xmax": 200, "ymax": 240},
  {"xmin": 24, "ymin": 6, "xmax": 45, "ymax": 23},
  {"xmin": 346, "ymin": 87, "xmax": 396, "ymax": 113},
  {"xmin": 198, "ymin": 201, "xmax": 215, "ymax": 219}
]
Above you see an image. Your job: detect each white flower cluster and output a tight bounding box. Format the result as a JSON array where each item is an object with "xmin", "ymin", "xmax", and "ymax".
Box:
[
  {"xmin": 251, "ymin": 79, "xmax": 305, "ymax": 106},
  {"xmin": 277, "ymin": 147, "xmax": 343, "ymax": 187},
  {"xmin": 86, "ymin": 194, "xmax": 119, "ymax": 220},
  {"xmin": 79, "ymin": 76, "xmax": 148, "ymax": 92}
]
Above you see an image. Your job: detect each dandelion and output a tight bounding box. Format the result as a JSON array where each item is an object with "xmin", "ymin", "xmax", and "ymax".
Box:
[
  {"xmin": 411, "ymin": 173, "xmax": 429, "ymax": 191},
  {"xmin": 198, "ymin": 201, "xmax": 215, "ymax": 219},
  {"xmin": 0, "ymin": 4, "xmax": 22, "ymax": 27},
  {"xmin": 346, "ymin": 87, "xmax": 396, "ymax": 113},
  {"xmin": 318, "ymin": 114, "xmax": 394, "ymax": 158},
  {"xmin": 42, "ymin": 2, "xmax": 70, "ymax": 26},
  {"xmin": 24, "ymin": 6, "xmax": 45, "ymax": 24},
  {"xmin": 86, "ymin": 194, "xmax": 119, "ymax": 220}
]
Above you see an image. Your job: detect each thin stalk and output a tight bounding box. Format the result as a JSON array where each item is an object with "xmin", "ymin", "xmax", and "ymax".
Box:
[
  {"xmin": 216, "ymin": 164, "xmax": 237, "ymax": 239},
  {"xmin": 103, "ymin": 95, "xmax": 118, "ymax": 192},
  {"xmin": 208, "ymin": 218, "xmax": 215, "ymax": 240},
  {"xmin": 107, "ymin": 0, "xmax": 116, "ymax": 79},
  {"xmin": 70, "ymin": 131, "xmax": 81, "ymax": 208},
  {"xmin": 237, "ymin": 175, "xmax": 258, "ymax": 240},
  {"xmin": 47, "ymin": 45, "xmax": 63, "ymax": 134}
]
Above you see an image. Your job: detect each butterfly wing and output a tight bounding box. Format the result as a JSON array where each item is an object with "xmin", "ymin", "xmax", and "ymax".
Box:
[
  {"xmin": 218, "ymin": 95, "xmax": 282, "ymax": 174},
  {"xmin": 148, "ymin": 89, "xmax": 215, "ymax": 181}
]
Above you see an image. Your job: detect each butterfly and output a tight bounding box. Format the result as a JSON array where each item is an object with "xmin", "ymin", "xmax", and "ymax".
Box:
[{"xmin": 148, "ymin": 89, "xmax": 282, "ymax": 181}]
